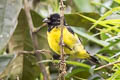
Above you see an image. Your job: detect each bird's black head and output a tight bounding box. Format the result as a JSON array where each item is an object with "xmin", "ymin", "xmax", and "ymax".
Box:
[
  {"xmin": 43, "ymin": 13, "xmax": 66, "ymax": 32},
  {"xmin": 43, "ymin": 13, "xmax": 65, "ymax": 27}
]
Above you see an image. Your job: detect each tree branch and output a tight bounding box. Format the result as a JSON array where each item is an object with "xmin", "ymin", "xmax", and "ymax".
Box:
[
  {"xmin": 17, "ymin": 49, "xmax": 50, "ymax": 54},
  {"xmin": 58, "ymin": 0, "xmax": 66, "ymax": 80},
  {"xmin": 24, "ymin": 0, "xmax": 49, "ymax": 80},
  {"xmin": 33, "ymin": 23, "xmax": 47, "ymax": 33},
  {"xmin": 95, "ymin": 61, "xmax": 120, "ymax": 70}
]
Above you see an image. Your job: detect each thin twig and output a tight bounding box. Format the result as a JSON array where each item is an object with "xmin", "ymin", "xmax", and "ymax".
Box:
[
  {"xmin": 35, "ymin": 49, "xmax": 51, "ymax": 54},
  {"xmin": 17, "ymin": 49, "xmax": 50, "ymax": 54},
  {"xmin": 95, "ymin": 61, "xmax": 120, "ymax": 70},
  {"xmin": 18, "ymin": 51, "xmax": 34, "ymax": 54},
  {"xmin": 24, "ymin": 0, "xmax": 49, "ymax": 80},
  {"xmin": 58, "ymin": 0, "xmax": 66, "ymax": 80},
  {"xmin": 33, "ymin": 23, "xmax": 48, "ymax": 33},
  {"xmin": 16, "ymin": 75, "xmax": 20, "ymax": 80}
]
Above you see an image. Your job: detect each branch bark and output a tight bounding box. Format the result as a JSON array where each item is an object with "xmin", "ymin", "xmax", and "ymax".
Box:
[
  {"xmin": 17, "ymin": 49, "xmax": 50, "ymax": 54},
  {"xmin": 58, "ymin": 0, "xmax": 66, "ymax": 80},
  {"xmin": 33, "ymin": 23, "xmax": 47, "ymax": 33},
  {"xmin": 24, "ymin": 0, "xmax": 49, "ymax": 80},
  {"xmin": 95, "ymin": 61, "xmax": 120, "ymax": 70}
]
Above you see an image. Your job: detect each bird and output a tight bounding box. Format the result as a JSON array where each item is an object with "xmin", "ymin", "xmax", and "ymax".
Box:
[{"xmin": 43, "ymin": 13, "xmax": 99, "ymax": 64}]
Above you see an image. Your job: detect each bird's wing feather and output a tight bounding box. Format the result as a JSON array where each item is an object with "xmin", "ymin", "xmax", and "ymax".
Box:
[
  {"xmin": 63, "ymin": 26, "xmax": 80, "ymax": 51},
  {"xmin": 66, "ymin": 26, "xmax": 74, "ymax": 35}
]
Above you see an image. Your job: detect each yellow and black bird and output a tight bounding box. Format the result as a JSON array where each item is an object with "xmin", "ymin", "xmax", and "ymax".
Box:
[{"xmin": 43, "ymin": 13, "xmax": 98, "ymax": 63}]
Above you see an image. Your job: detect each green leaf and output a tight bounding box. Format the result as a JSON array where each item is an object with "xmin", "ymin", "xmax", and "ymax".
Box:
[
  {"xmin": 96, "ymin": 54, "xmax": 113, "ymax": 62},
  {"xmin": 65, "ymin": 13, "xmax": 100, "ymax": 29},
  {"xmin": 98, "ymin": 39, "xmax": 120, "ymax": 53},
  {"xmin": 65, "ymin": 61, "xmax": 90, "ymax": 69},
  {"xmin": 100, "ymin": 32, "xmax": 110, "ymax": 41},
  {"xmin": 65, "ymin": 68, "xmax": 90, "ymax": 79},
  {"xmin": 0, "ymin": 54, "xmax": 14, "ymax": 74},
  {"xmin": 40, "ymin": 60, "xmax": 90, "ymax": 69},
  {"xmin": 9, "ymin": 9, "xmax": 49, "ymax": 52},
  {"xmin": 114, "ymin": 0, "xmax": 120, "ymax": 4},
  {"xmin": 71, "ymin": 27, "xmax": 109, "ymax": 47},
  {"xmin": 0, "ymin": 0, "xmax": 22, "ymax": 51},
  {"xmin": 9, "ymin": 9, "xmax": 33, "ymax": 52},
  {"xmin": 101, "ymin": 19, "xmax": 120, "ymax": 25},
  {"xmin": 107, "ymin": 70, "xmax": 120, "ymax": 80},
  {"xmin": 75, "ymin": 13, "xmax": 120, "ymax": 32},
  {"xmin": 0, "ymin": 54, "xmax": 40, "ymax": 80},
  {"xmin": 73, "ymin": 0, "xmax": 93, "ymax": 12},
  {"xmin": 5, "ymin": 9, "xmax": 47, "ymax": 80},
  {"xmin": 98, "ymin": 50, "xmax": 120, "ymax": 55},
  {"xmin": 89, "ymin": 7, "xmax": 120, "ymax": 31}
]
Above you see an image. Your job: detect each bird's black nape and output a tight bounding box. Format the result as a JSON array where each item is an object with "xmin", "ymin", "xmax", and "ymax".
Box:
[{"xmin": 50, "ymin": 13, "xmax": 60, "ymax": 20}]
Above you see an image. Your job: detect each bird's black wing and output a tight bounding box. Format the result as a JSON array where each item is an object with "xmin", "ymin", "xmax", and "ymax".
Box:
[
  {"xmin": 66, "ymin": 26, "xmax": 74, "ymax": 35},
  {"xmin": 64, "ymin": 44, "xmax": 72, "ymax": 51}
]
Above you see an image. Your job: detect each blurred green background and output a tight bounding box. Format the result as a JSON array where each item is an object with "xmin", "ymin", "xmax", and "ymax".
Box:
[{"xmin": 0, "ymin": 0, "xmax": 120, "ymax": 80}]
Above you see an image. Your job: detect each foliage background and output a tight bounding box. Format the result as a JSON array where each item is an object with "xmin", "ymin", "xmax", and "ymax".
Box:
[{"xmin": 0, "ymin": 0, "xmax": 120, "ymax": 80}]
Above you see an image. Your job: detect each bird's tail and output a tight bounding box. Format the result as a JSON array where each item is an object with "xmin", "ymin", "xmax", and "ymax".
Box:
[{"xmin": 88, "ymin": 55, "xmax": 100, "ymax": 64}]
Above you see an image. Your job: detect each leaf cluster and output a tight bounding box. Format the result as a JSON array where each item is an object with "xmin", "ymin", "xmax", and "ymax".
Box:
[{"xmin": 0, "ymin": 0, "xmax": 120, "ymax": 80}]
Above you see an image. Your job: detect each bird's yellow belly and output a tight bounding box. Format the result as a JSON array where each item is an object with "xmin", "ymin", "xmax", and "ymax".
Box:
[
  {"xmin": 47, "ymin": 27, "xmax": 90, "ymax": 59},
  {"xmin": 47, "ymin": 27, "xmax": 74, "ymax": 55},
  {"xmin": 47, "ymin": 31, "xmax": 61, "ymax": 54}
]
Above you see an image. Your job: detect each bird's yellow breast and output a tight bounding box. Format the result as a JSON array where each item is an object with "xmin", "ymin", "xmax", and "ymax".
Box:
[{"xmin": 47, "ymin": 26, "xmax": 90, "ymax": 58}]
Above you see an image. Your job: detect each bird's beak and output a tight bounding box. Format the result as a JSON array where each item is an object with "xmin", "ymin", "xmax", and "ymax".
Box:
[{"xmin": 43, "ymin": 18, "xmax": 50, "ymax": 23}]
